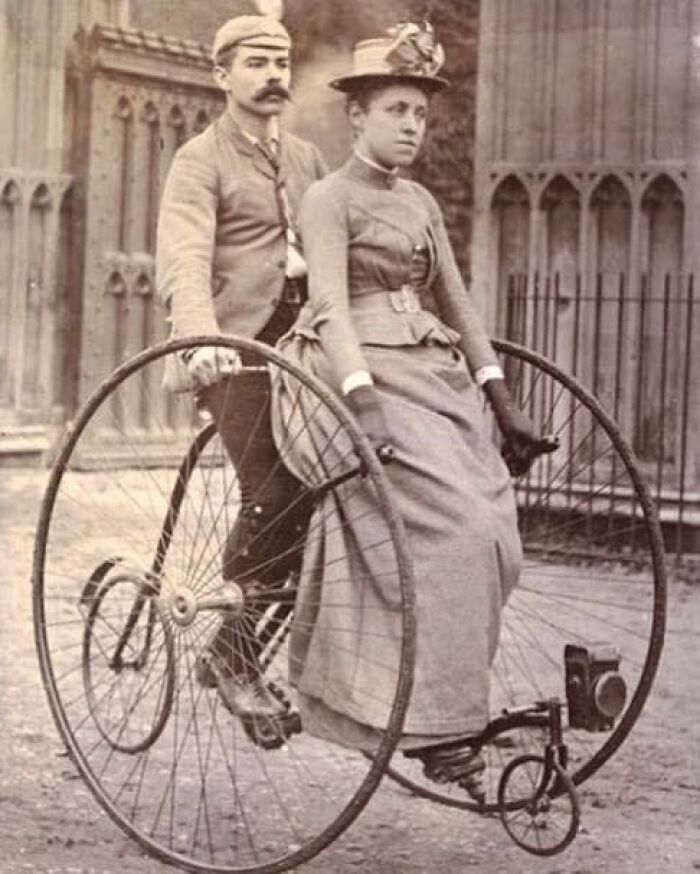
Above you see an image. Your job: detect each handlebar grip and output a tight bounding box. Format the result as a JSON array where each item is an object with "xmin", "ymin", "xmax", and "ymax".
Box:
[
  {"xmin": 533, "ymin": 435, "xmax": 560, "ymax": 455},
  {"xmin": 376, "ymin": 444, "xmax": 395, "ymax": 464}
]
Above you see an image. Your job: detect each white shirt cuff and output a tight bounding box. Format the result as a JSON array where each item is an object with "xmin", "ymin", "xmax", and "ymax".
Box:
[
  {"xmin": 475, "ymin": 364, "xmax": 505, "ymax": 387},
  {"xmin": 342, "ymin": 370, "xmax": 374, "ymax": 395}
]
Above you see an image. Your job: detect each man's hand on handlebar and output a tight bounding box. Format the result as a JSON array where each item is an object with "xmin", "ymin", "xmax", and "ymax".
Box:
[{"xmin": 183, "ymin": 346, "xmax": 241, "ymax": 387}]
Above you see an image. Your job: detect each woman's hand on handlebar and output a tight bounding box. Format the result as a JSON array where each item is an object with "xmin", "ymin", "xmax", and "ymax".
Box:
[
  {"xmin": 500, "ymin": 433, "xmax": 559, "ymax": 478},
  {"xmin": 483, "ymin": 378, "xmax": 559, "ymax": 477}
]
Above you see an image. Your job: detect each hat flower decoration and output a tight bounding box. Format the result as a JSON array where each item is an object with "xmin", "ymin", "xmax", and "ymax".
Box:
[
  {"xmin": 385, "ymin": 22, "xmax": 446, "ymax": 78},
  {"xmin": 330, "ymin": 21, "xmax": 449, "ymax": 93}
]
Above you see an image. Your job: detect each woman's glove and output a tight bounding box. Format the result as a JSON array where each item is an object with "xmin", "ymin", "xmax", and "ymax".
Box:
[
  {"xmin": 344, "ymin": 385, "xmax": 394, "ymax": 457},
  {"xmin": 483, "ymin": 378, "xmax": 559, "ymax": 477}
]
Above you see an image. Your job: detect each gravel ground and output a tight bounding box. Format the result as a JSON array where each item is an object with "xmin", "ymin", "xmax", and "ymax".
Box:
[{"xmin": 1, "ymin": 466, "xmax": 698, "ymax": 874}]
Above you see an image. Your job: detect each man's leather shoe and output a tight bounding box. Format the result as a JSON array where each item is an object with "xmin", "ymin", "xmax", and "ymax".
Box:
[
  {"xmin": 194, "ymin": 652, "xmax": 219, "ymax": 689},
  {"xmin": 216, "ymin": 674, "xmax": 287, "ymax": 719}
]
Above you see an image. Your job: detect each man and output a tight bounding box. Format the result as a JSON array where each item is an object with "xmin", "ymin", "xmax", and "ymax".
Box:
[{"xmin": 156, "ymin": 14, "xmax": 327, "ymax": 719}]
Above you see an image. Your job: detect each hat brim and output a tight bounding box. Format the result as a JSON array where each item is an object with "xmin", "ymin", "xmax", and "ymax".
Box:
[
  {"xmin": 235, "ymin": 36, "xmax": 291, "ymax": 49},
  {"xmin": 213, "ymin": 36, "xmax": 290, "ymax": 59},
  {"xmin": 329, "ymin": 72, "xmax": 450, "ymax": 94}
]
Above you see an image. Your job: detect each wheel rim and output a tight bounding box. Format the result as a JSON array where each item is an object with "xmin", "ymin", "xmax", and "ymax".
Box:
[
  {"xmin": 498, "ymin": 756, "xmax": 580, "ymax": 856},
  {"xmin": 33, "ymin": 336, "xmax": 415, "ymax": 874},
  {"xmin": 82, "ymin": 569, "xmax": 175, "ymax": 754},
  {"xmin": 384, "ymin": 339, "xmax": 666, "ymax": 812}
]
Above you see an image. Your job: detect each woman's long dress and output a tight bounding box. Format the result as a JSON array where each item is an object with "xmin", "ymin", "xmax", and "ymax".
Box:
[{"xmin": 272, "ymin": 154, "xmax": 522, "ymax": 749}]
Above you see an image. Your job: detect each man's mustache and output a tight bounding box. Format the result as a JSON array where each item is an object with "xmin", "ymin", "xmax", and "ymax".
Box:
[{"xmin": 254, "ymin": 83, "xmax": 291, "ymax": 101}]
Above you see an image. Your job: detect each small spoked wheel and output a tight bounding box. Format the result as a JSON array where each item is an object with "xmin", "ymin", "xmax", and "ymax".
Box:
[
  {"xmin": 382, "ymin": 339, "xmax": 666, "ymax": 811},
  {"xmin": 33, "ymin": 336, "xmax": 415, "ymax": 874},
  {"xmin": 82, "ymin": 562, "xmax": 175, "ymax": 754},
  {"xmin": 498, "ymin": 754, "xmax": 580, "ymax": 856}
]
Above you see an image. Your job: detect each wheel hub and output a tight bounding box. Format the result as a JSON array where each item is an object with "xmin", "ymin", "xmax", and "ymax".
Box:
[{"xmin": 165, "ymin": 582, "xmax": 246, "ymax": 627}]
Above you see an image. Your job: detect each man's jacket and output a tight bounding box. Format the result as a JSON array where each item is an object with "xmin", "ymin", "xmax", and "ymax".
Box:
[{"xmin": 156, "ymin": 111, "xmax": 326, "ymax": 388}]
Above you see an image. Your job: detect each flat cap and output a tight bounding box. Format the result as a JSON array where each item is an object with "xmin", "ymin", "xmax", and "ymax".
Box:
[{"xmin": 212, "ymin": 15, "xmax": 291, "ymax": 60}]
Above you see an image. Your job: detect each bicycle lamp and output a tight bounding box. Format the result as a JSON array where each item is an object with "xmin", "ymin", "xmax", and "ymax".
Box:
[{"xmin": 564, "ymin": 644, "xmax": 627, "ymax": 731}]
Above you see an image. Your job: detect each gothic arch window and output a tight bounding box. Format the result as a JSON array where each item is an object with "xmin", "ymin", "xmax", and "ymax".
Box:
[
  {"xmin": 134, "ymin": 271, "xmax": 153, "ymax": 297},
  {"xmin": 116, "ymin": 95, "xmax": 134, "ymax": 121},
  {"xmin": 28, "ymin": 183, "xmax": 52, "ymax": 286},
  {"xmin": 0, "ymin": 181, "xmax": 22, "ymax": 404},
  {"xmin": 55, "ymin": 186, "xmax": 80, "ymax": 415},
  {"xmin": 539, "ymin": 175, "xmax": 581, "ymax": 278},
  {"xmin": 168, "ymin": 105, "xmax": 187, "ymax": 147},
  {"xmin": 115, "ymin": 97, "xmax": 135, "ymax": 251},
  {"xmin": 491, "ymin": 175, "xmax": 531, "ymax": 340},
  {"xmin": 23, "ymin": 181, "xmax": 58, "ymax": 408},
  {"xmin": 103, "ymin": 270, "xmax": 128, "ymax": 423},
  {"xmin": 30, "ymin": 183, "xmax": 52, "ymax": 210},
  {"xmin": 1, "ymin": 180, "xmax": 21, "ymax": 207},
  {"xmin": 492, "ymin": 174, "xmax": 531, "ymax": 273},
  {"xmin": 636, "ymin": 174, "xmax": 686, "ymax": 465},
  {"xmin": 142, "ymin": 102, "xmax": 160, "ymax": 125},
  {"xmin": 193, "ymin": 108, "xmax": 210, "ymax": 134},
  {"xmin": 133, "ymin": 272, "xmax": 155, "ymax": 375},
  {"xmin": 106, "ymin": 270, "xmax": 127, "ymax": 296},
  {"xmin": 160, "ymin": 105, "xmax": 188, "ymax": 218},
  {"xmin": 641, "ymin": 174, "xmax": 684, "ymax": 281},
  {"xmin": 142, "ymin": 102, "xmax": 162, "ymax": 252},
  {"xmin": 590, "ymin": 175, "xmax": 632, "ymax": 275},
  {"xmin": 533, "ymin": 175, "xmax": 583, "ymax": 372},
  {"xmin": 574, "ymin": 175, "xmax": 633, "ymax": 425}
]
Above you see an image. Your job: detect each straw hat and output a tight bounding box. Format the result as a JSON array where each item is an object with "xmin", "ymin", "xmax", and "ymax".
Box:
[
  {"xmin": 330, "ymin": 22, "xmax": 449, "ymax": 94},
  {"xmin": 212, "ymin": 15, "xmax": 291, "ymax": 61}
]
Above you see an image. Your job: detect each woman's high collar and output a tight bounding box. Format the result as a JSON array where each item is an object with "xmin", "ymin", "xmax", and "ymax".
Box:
[{"xmin": 344, "ymin": 151, "xmax": 401, "ymax": 190}]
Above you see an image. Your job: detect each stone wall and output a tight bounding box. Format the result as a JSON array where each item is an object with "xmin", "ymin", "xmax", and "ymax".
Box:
[
  {"xmin": 0, "ymin": 0, "xmax": 128, "ymax": 457},
  {"xmin": 470, "ymin": 0, "xmax": 700, "ymax": 497},
  {"xmin": 472, "ymin": 0, "xmax": 700, "ymax": 324}
]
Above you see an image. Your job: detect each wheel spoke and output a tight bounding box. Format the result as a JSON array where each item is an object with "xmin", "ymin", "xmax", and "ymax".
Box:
[
  {"xmin": 33, "ymin": 337, "xmax": 415, "ymax": 872},
  {"xmin": 382, "ymin": 339, "xmax": 666, "ymax": 814}
]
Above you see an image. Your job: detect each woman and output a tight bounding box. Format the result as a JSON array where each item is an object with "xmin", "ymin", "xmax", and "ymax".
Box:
[{"xmin": 272, "ymin": 23, "xmax": 553, "ymax": 801}]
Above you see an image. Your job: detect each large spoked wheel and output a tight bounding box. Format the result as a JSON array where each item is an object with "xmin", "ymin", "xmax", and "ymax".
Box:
[
  {"xmin": 384, "ymin": 339, "xmax": 666, "ymax": 812},
  {"xmin": 33, "ymin": 336, "xmax": 415, "ymax": 874}
]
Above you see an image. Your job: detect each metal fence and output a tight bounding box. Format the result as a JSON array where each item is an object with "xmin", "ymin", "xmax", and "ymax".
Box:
[{"xmin": 501, "ymin": 272, "xmax": 698, "ymax": 560}]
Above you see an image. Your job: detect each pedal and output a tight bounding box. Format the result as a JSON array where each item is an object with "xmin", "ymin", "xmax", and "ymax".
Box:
[
  {"xmin": 241, "ymin": 711, "xmax": 302, "ymax": 750},
  {"xmin": 240, "ymin": 680, "xmax": 302, "ymax": 749}
]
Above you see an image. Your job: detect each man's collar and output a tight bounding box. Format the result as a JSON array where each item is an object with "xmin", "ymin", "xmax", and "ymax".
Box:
[
  {"xmin": 225, "ymin": 113, "xmax": 279, "ymax": 151},
  {"xmin": 219, "ymin": 113, "xmax": 282, "ymax": 177}
]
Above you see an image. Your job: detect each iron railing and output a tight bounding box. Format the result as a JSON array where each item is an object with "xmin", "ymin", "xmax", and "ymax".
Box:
[{"xmin": 502, "ymin": 272, "xmax": 698, "ymax": 561}]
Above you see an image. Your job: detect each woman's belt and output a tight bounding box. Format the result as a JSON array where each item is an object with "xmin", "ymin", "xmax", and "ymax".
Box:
[{"xmin": 349, "ymin": 285, "xmax": 423, "ymax": 314}]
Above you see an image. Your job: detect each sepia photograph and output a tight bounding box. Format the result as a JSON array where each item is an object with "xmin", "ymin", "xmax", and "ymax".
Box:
[{"xmin": 0, "ymin": 1, "xmax": 698, "ymax": 871}]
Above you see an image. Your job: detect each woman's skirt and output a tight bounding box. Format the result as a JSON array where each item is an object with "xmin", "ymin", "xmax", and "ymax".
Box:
[{"xmin": 271, "ymin": 330, "xmax": 522, "ymax": 750}]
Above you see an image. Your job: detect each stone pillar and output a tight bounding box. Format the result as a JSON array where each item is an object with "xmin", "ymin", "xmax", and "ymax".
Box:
[
  {"xmin": 470, "ymin": 0, "xmax": 499, "ymax": 330},
  {"xmin": 683, "ymin": 0, "xmax": 700, "ymax": 490},
  {"xmin": 0, "ymin": 0, "xmax": 129, "ymax": 460},
  {"xmin": 0, "ymin": 0, "xmax": 130, "ymax": 172},
  {"xmin": 687, "ymin": 2, "xmax": 700, "ymax": 274}
]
